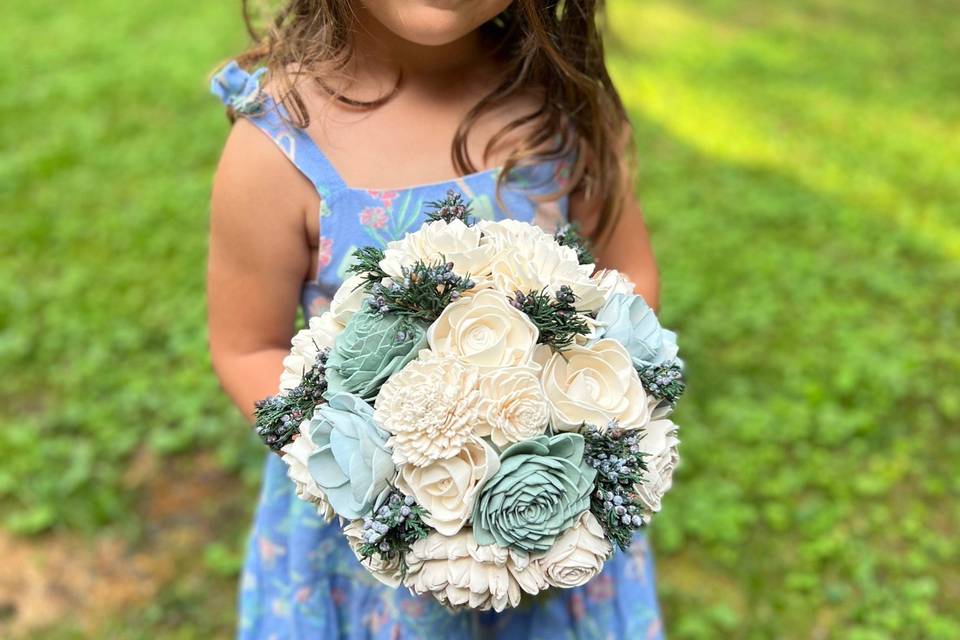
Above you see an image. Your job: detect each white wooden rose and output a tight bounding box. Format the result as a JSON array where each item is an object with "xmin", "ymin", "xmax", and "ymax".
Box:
[
  {"xmin": 279, "ymin": 311, "xmax": 342, "ymax": 392},
  {"xmin": 403, "ymin": 528, "xmax": 547, "ymax": 612},
  {"xmin": 427, "ymin": 289, "xmax": 539, "ymax": 369},
  {"xmin": 395, "ymin": 436, "xmax": 500, "ymax": 536},
  {"xmin": 541, "ymin": 339, "xmax": 651, "ymax": 431},
  {"xmin": 535, "ymin": 512, "xmax": 612, "ymax": 588}
]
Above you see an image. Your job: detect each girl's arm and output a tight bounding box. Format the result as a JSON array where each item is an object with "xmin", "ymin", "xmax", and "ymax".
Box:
[
  {"xmin": 207, "ymin": 120, "xmax": 315, "ymax": 422},
  {"xmin": 569, "ymin": 169, "xmax": 660, "ymax": 311}
]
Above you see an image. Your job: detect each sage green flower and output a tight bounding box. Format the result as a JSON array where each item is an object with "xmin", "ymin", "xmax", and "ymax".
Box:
[
  {"xmin": 305, "ymin": 392, "xmax": 395, "ymax": 520},
  {"xmin": 325, "ymin": 307, "xmax": 428, "ymax": 400},
  {"xmin": 472, "ymin": 433, "xmax": 596, "ymax": 554}
]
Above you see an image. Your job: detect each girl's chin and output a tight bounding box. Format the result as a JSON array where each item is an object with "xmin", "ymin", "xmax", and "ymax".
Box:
[{"xmin": 362, "ymin": 1, "xmax": 512, "ymax": 47}]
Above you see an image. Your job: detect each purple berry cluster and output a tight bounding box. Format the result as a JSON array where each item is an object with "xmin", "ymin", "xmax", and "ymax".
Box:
[{"xmin": 582, "ymin": 421, "xmax": 650, "ymax": 550}]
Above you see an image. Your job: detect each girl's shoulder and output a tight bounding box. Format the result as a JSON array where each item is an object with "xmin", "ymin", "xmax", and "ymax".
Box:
[{"xmin": 210, "ymin": 63, "xmax": 318, "ymax": 239}]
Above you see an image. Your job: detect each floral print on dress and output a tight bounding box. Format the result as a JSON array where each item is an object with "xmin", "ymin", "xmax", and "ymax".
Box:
[
  {"xmin": 359, "ymin": 206, "xmax": 388, "ymax": 230},
  {"xmin": 317, "ymin": 236, "xmax": 334, "ymax": 270},
  {"xmin": 211, "ymin": 63, "xmax": 664, "ymax": 640}
]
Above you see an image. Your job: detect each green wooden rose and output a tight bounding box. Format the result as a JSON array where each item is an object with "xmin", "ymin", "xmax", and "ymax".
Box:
[
  {"xmin": 325, "ymin": 307, "xmax": 428, "ymax": 400},
  {"xmin": 472, "ymin": 433, "xmax": 596, "ymax": 554}
]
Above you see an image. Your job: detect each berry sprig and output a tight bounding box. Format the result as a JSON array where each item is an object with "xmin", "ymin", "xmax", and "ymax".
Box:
[
  {"xmin": 637, "ymin": 361, "xmax": 685, "ymax": 407},
  {"xmin": 424, "ymin": 189, "xmax": 475, "ymax": 225},
  {"xmin": 510, "ymin": 285, "xmax": 590, "ymax": 350},
  {"xmin": 356, "ymin": 490, "xmax": 431, "ymax": 572},
  {"xmin": 253, "ymin": 350, "xmax": 329, "ymax": 452},
  {"xmin": 366, "ymin": 260, "xmax": 475, "ymax": 322},
  {"xmin": 582, "ymin": 421, "xmax": 649, "ymax": 550},
  {"xmin": 553, "ymin": 222, "xmax": 595, "ymax": 265}
]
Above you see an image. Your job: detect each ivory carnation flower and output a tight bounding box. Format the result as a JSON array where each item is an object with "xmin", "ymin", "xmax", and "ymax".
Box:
[
  {"xmin": 427, "ymin": 289, "xmax": 539, "ymax": 369},
  {"xmin": 634, "ymin": 418, "xmax": 680, "ymax": 523},
  {"xmin": 541, "ymin": 339, "xmax": 651, "ymax": 431},
  {"xmin": 342, "ymin": 520, "xmax": 403, "ymax": 587},
  {"xmin": 536, "ymin": 512, "xmax": 611, "ymax": 588},
  {"xmin": 379, "ymin": 219, "xmax": 495, "ymax": 282},
  {"xmin": 279, "ymin": 425, "xmax": 335, "ymax": 522},
  {"xmin": 403, "ymin": 528, "xmax": 547, "ymax": 612},
  {"xmin": 329, "ymin": 273, "xmax": 368, "ymax": 325},
  {"xmin": 279, "ymin": 311, "xmax": 341, "ymax": 392},
  {"xmin": 483, "ymin": 233, "xmax": 603, "ymax": 312},
  {"xmin": 476, "ymin": 366, "xmax": 550, "ymax": 447},
  {"xmin": 374, "ymin": 353, "xmax": 481, "ymax": 467},
  {"xmin": 395, "ymin": 437, "xmax": 499, "ymax": 536}
]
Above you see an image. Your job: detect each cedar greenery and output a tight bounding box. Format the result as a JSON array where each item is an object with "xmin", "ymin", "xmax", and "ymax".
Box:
[
  {"xmin": 637, "ymin": 361, "xmax": 686, "ymax": 408},
  {"xmin": 510, "ymin": 285, "xmax": 590, "ymax": 350},
  {"xmin": 554, "ymin": 222, "xmax": 595, "ymax": 265},
  {"xmin": 346, "ymin": 246, "xmax": 390, "ymax": 289},
  {"xmin": 363, "ymin": 260, "xmax": 475, "ymax": 323},
  {"xmin": 582, "ymin": 422, "xmax": 650, "ymax": 551},
  {"xmin": 424, "ymin": 189, "xmax": 475, "ymax": 225},
  {"xmin": 356, "ymin": 489, "xmax": 431, "ymax": 576},
  {"xmin": 253, "ymin": 352, "xmax": 329, "ymax": 451}
]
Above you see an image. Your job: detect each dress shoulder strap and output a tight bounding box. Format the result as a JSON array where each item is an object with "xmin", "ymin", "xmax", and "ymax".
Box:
[{"xmin": 210, "ymin": 61, "xmax": 347, "ymax": 195}]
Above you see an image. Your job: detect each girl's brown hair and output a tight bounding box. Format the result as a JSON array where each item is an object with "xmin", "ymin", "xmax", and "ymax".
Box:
[{"xmin": 233, "ymin": 0, "xmax": 632, "ymax": 242}]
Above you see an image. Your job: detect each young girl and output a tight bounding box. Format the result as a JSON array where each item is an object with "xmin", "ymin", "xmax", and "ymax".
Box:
[{"xmin": 208, "ymin": 1, "xmax": 664, "ymax": 638}]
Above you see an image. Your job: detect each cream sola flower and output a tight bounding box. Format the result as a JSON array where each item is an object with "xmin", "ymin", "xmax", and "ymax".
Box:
[
  {"xmin": 374, "ymin": 352, "xmax": 482, "ymax": 467},
  {"xmin": 395, "ymin": 436, "xmax": 499, "ymax": 536},
  {"xmin": 476, "ymin": 366, "xmax": 550, "ymax": 448},
  {"xmin": 279, "ymin": 311, "xmax": 342, "ymax": 393},
  {"xmin": 329, "ymin": 273, "xmax": 369, "ymax": 325},
  {"xmin": 277, "ymin": 275, "xmax": 366, "ymax": 393},
  {"xmin": 404, "ymin": 528, "xmax": 547, "ymax": 612},
  {"xmin": 633, "ymin": 418, "xmax": 680, "ymax": 523},
  {"xmin": 540, "ymin": 339, "xmax": 651, "ymax": 432},
  {"xmin": 427, "ymin": 289, "xmax": 540, "ymax": 369},
  {"xmin": 478, "ymin": 220, "xmax": 604, "ymax": 312},
  {"xmin": 592, "ymin": 267, "xmax": 636, "ymax": 302},
  {"xmin": 536, "ymin": 512, "xmax": 612, "ymax": 588},
  {"xmin": 379, "ymin": 219, "xmax": 496, "ymax": 283},
  {"xmin": 342, "ymin": 520, "xmax": 403, "ymax": 587}
]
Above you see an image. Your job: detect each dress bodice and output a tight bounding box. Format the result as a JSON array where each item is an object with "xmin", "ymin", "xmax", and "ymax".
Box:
[{"xmin": 211, "ymin": 62, "xmax": 574, "ymax": 319}]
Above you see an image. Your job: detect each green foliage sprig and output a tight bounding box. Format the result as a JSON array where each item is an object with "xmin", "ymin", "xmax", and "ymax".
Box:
[
  {"xmin": 637, "ymin": 361, "xmax": 686, "ymax": 407},
  {"xmin": 253, "ymin": 351, "xmax": 328, "ymax": 451},
  {"xmin": 356, "ymin": 489, "xmax": 431, "ymax": 575},
  {"xmin": 554, "ymin": 222, "xmax": 595, "ymax": 265},
  {"xmin": 425, "ymin": 189, "xmax": 475, "ymax": 225},
  {"xmin": 582, "ymin": 422, "xmax": 649, "ymax": 551},
  {"xmin": 366, "ymin": 261, "xmax": 475, "ymax": 322},
  {"xmin": 510, "ymin": 285, "xmax": 590, "ymax": 350},
  {"xmin": 346, "ymin": 246, "xmax": 390, "ymax": 290}
]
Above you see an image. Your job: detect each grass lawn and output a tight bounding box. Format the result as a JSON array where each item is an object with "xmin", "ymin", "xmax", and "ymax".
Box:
[{"xmin": 1, "ymin": 0, "xmax": 958, "ymax": 638}]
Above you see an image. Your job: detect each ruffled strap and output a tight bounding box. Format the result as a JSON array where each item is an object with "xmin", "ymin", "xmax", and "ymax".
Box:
[
  {"xmin": 210, "ymin": 61, "xmax": 268, "ymax": 115},
  {"xmin": 210, "ymin": 61, "xmax": 348, "ymax": 195}
]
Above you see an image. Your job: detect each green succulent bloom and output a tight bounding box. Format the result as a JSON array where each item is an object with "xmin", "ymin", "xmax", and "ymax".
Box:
[
  {"xmin": 472, "ymin": 433, "xmax": 596, "ymax": 554},
  {"xmin": 325, "ymin": 308, "xmax": 428, "ymax": 400}
]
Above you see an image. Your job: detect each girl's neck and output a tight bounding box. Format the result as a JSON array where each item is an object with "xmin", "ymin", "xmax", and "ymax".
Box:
[{"xmin": 351, "ymin": 8, "xmax": 490, "ymax": 80}]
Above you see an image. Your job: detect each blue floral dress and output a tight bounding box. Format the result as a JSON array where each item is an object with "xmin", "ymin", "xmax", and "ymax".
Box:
[{"xmin": 212, "ymin": 63, "xmax": 665, "ymax": 640}]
